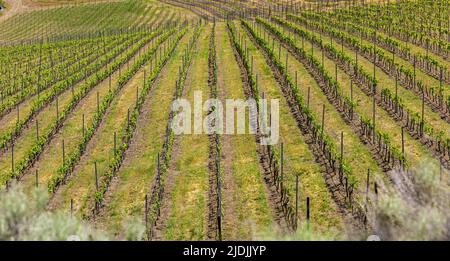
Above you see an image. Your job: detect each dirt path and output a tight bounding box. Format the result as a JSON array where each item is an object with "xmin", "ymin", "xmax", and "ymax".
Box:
[
  {"xmin": 240, "ymin": 22, "xmax": 365, "ymax": 232},
  {"xmin": 215, "ymin": 22, "xmax": 240, "ymax": 240},
  {"xmin": 150, "ymin": 41, "xmax": 197, "ymax": 241},
  {"xmin": 152, "ymin": 27, "xmax": 205, "ymax": 241},
  {"xmin": 45, "ymin": 32, "xmax": 166, "ymax": 212}
]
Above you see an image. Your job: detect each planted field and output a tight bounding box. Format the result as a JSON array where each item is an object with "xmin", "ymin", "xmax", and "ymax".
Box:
[{"xmin": 0, "ymin": 0, "xmax": 448, "ymax": 241}]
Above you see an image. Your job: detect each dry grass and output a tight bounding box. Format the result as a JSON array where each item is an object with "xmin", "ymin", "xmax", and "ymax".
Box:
[
  {"xmin": 96, "ymin": 28, "xmax": 194, "ymax": 235},
  {"xmin": 216, "ymin": 22, "xmax": 273, "ymax": 240}
]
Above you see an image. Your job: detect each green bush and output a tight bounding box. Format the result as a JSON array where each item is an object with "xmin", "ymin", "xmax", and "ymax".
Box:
[
  {"xmin": 0, "ymin": 183, "xmax": 144, "ymax": 241},
  {"xmin": 372, "ymin": 162, "xmax": 450, "ymax": 240}
]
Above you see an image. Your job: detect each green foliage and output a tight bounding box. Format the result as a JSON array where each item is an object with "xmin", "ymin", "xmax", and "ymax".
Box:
[
  {"xmin": 48, "ymin": 28, "xmax": 179, "ymax": 196},
  {"xmin": 247, "ymin": 18, "xmax": 359, "ymax": 189},
  {"xmin": 373, "ymin": 162, "xmax": 450, "ymax": 240},
  {"xmin": 309, "ymin": 3, "xmax": 450, "ymax": 64},
  {"xmin": 0, "ymin": 30, "xmax": 167, "ymax": 188},
  {"xmin": 0, "ymin": 184, "xmax": 108, "ymax": 240},
  {"xmin": 0, "ymin": 32, "xmax": 154, "ymax": 152},
  {"xmin": 145, "ymin": 24, "xmax": 202, "ymax": 232},
  {"xmin": 0, "ymin": 34, "xmax": 129, "ymax": 118},
  {"xmin": 0, "ymin": 1, "xmax": 173, "ymax": 42},
  {"xmin": 0, "ymin": 183, "xmax": 146, "ymax": 240},
  {"xmin": 95, "ymin": 26, "xmax": 187, "ymax": 214}
]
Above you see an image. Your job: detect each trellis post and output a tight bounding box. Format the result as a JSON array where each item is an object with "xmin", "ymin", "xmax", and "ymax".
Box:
[
  {"xmin": 35, "ymin": 170, "xmax": 39, "ymax": 188},
  {"xmin": 70, "ymin": 199, "xmax": 74, "ymax": 217},
  {"xmin": 306, "ymin": 197, "xmax": 310, "ymax": 227},
  {"xmin": 94, "ymin": 162, "xmax": 98, "ymax": 191},
  {"xmin": 62, "ymin": 139, "xmax": 65, "ymax": 164},
  {"xmin": 82, "ymin": 114, "xmax": 85, "ymax": 137},
  {"xmin": 295, "ymin": 174, "xmax": 299, "ymax": 231},
  {"xmin": 36, "ymin": 119, "xmax": 39, "ymax": 140}
]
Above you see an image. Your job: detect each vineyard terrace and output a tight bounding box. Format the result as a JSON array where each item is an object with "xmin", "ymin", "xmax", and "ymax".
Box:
[{"xmin": 171, "ymin": 91, "xmax": 280, "ymax": 145}]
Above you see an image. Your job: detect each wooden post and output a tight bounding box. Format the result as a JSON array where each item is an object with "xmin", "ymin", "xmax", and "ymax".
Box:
[
  {"xmin": 374, "ymin": 182, "xmax": 378, "ymax": 201},
  {"xmin": 280, "ymin": 142, "xmax": 284, "ymax": 193},
  {"xmin": 413, "ymin": 57, "xmax": 416, "ymax": 89},
  {"xmin": 421, "ymin": 85, "xmax": 425, "ymax": 137},
  {"xmin": 145, "ymin": 194, "xmax": 148, "ymax": 230},
  {"xmin": 36, "ymin": 119, "xmax": 39, "ymax": 140},
  {"xmin": 217, "ymin": 138, "xmax": 222, "ymax": 237},
  {"xmin": 373, "ymin": 39, "xmax": 376, "ymax": 80},
  {"xmin": 157, "ymin": 153, "xmax": 161, "ymax": 190},
  {"xmin": 136, "ymin": 86, "xmax": 139, "ymax": 108},
  {"xmin": 295, "ymin": 174, "xmax": 299, "ymax": 231},
  {"xmin": 365, "ymin": 169, "xmax": 370, "ymax": 209},
  {"xmin": 285, "ymin": 52, "xmax": 288, "ymax": 71},
  {"xmin": 350, "ymin": 80, "xmax": 354, "ymax": 114},
  {"xmin": 340, "ymin": 132, "xmax": 344, "ymax": 175},
  {"xmin": 11, "ymin": 141, "xmax": 14, "ymax": 173},
  {"xmin": 401, "ymin": 127, "xmax": 405, "ymax": 166},
  {"xmin": 114, "ymin": 132, "xmax": 117, "ymax": 157},
  {"xmin": 36, "ymin": 170, "xmax": 39, "ymax": 188},
  {"xmin": 307, "ymin": 87, "xmax": 311, "ymax": 109},
  {"xmin": 70, "ymin": 199, "xmax": 74, "ymax": 217},
  {"xmin": 395, "ymin": 75, "xmax": 398, "ymax": 100},
  {"xmin": 82, "ymin": 114, "xmax": 85, "ymax": 137},
  {"xmin": 439, "ymin": 68, "xmax": 443, "ymax": 103},
  {"xmin": 37, "ymin": 44, "xmax": 42, "ymax": 99},
  {"xmin": 306, "ymin": 197, "xmax": 310, "ymax": 225},
  {"xmin": 62, "ymin": 140, "xmax": 65, "ymax": 164},
  {"xmin": 94, "ymin": 162, "xmax": 98, "ymax": 191},
  {"xmin": 97, "ymin": 91, "xmax": 100, "ymax": 115},
  {"xmin": 345, "ymin": 177, "xmax": 348, "ymax": 198},
  {"xmin": 372, "ymin": 83, "xmax": 376, "ymax": 142}
]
